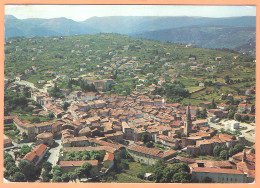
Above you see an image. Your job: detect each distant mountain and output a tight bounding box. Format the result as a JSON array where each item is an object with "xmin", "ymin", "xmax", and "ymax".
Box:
[
  {"xmin": 81, "ymin": 16, "xmax": 256, "ymax": 34},
  {"xmin": 5, "ymin": 15, "xmax": 256, "ymax": 55},
  {"xmin": 5, "ymin": 16, "xmax": 99, "ymax": 38},
  {"xmin": 132, "ymin": 26, "xmax": 256, "ymax": 55}
]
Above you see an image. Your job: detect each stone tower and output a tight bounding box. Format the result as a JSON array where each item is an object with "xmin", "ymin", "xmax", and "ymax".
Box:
[{"xmin": 184, "ymin": 104, "xmax": 192, "ymax": 137}]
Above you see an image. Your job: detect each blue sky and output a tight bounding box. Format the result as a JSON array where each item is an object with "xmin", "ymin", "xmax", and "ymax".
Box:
[{"xmin": 5, "ymin": 5, "xmax": 256, "ymax": 21}]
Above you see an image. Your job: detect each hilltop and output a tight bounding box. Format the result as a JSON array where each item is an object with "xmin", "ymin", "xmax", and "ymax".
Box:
[
  {"xmin": 5, "ymin": 15, "xmax": 256, "ymax": 54},
  {"xmin": 4, "ymin": 33, "xmax": 255, "ymax": 106}
]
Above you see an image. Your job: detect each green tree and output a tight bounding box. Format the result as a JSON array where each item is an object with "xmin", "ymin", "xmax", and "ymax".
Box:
[
  {"xmin": 227, "ymin": 111, "xmax": 235, "ymax": 119},
  {"xmin": 62, "ymin": 102, "xmax": 70, "ymax": 111},
  {"xmin": 75, "ymin": 167, "xmax": 84, "ymax": 179},
  {"xmin": 221, "ymin": 144, "xmax": 227, "ymax": 151},
  {"xmin": 4, "ymin": 170, "xmax": 10, "ymax": 179},
  {"xmin": 81, "ymin": 162, "xmax": 92, "ymax": 177},
  {"xmin": 61, "ymin": 173, "xmax": 70, "ymax": 182},
  {"xmin": 42, "ymin": 170, "xmax": 52, "ymax": 182},
  {"xmin": 234, "ymin": 144, "xmax": 244, "ymax": 154},
  {"xmin": 141, "ymin": 133, "xmax": 151, "ymax": 143},
  {"xmin": 5, "ymin": 161, "xmax": 16, "ymax": 170},
  {"xmin": 18, "ymin": 145, "xmax": 32, "ymax": 156},
  {"xmin": 12, "ymin": 172, "xmax": 26, "ymax": 182},
  {"xmin": 42, "ymin": 161, "xmax": 52, "ymax": 172},
  {"xmin": 90, "ymin": 150, "xmax": 102, "ymax": 161},
  {"xmin": 8, "ymin": 166, "xmax": 20, "ymax": 176},
  {"xmin": 68, "ymin": 172, "xmax": 77, "ymax": 182},
  {"xmin": 18, "ymin": 160, "xmax": 41, "ymax": 180},
  {"xmin": 196, "ymin": 109, "xmax": 201, "ymax": 118},
  {"xmin": 145, "ymin": 141, "xmax": 154, "ymax": 148},
  {"xmin": 220, "ymin": 150, "xmax": 228, "ymax": 160},
  {"xmin": 172, "ymin": 171, "xmax": 191, "ymax": 183},
  {"xmin": 52, "ymin": 176, "xmax": 62, "ymax": 182},
  {"xmin": 48, "ymin": 113, "xmax": 55, "ymax": 119},
  {"xmin": 32, "ymin": 117, "xmax": 40, "ymax": 123},
  {"xmin": 213, "ymin": 145, "xmax": 221, "ymax": 157},
  {"xmin": 200, "ymin": 108, "xmax": 207, "ymax": 119},
  {"xmin": 241, "ymin": 115, "xmax": 249, "ymax": 122},
  {"xmin": 22, "ymin": 132, "xmax": 28, "ymax": 141},
  {"xmin": 235, "ymin": 114, "xmax": 242, "ymax": 121},
  {"xmin": 229, "ymin": 147, "xmax": 235, "ymax": 157},
  {"xmin": 209, "ymin": 99, "xmax": 217, "ymax": 109}
]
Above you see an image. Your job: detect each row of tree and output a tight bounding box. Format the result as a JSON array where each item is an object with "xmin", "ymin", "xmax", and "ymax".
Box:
[
  {"xmin": 195, "ymin": 108, "xmax": 207, "ymax": 119},
  {"xmin": 64, "ymin": 150, "xmax": 103, "ymax": 162},
  {"xmin": 213, "ymin": 143, "xmax": 244, "ymax": 160},
  {"xmin": 52, "ymin": 162, "xmax": 93, "ymax": 182},
  {"xmin": 137, "ymin": 160, "xmax": 191, "ymax": 183},
  {"xmin": 67, "ymin": 78, "xmax": 97, "ymax": 92},
  {"xmin": 153, "ymin": 83, "xmax": 190, "ymax": 103}
]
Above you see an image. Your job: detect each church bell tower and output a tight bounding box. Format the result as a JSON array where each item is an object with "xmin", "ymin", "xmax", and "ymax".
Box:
[{"xmin": 184, "ymin": 104, "xmax": 192, "ymax": 137}]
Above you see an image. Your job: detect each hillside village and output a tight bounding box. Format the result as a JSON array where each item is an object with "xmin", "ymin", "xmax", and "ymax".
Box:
[{"xmin": 4, "ymin": 34, "xmax": 255, "ymax": 183}]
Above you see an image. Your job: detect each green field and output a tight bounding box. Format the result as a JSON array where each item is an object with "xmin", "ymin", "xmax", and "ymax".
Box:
[{"xmin": 103, "ymin": 162, "xmax": 152, "ymax": 183}]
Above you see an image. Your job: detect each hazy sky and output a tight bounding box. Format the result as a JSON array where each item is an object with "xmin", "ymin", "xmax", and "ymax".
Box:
[{"xmin": 5, "ymin": 5, "xmax": 256, "ymax": 21}]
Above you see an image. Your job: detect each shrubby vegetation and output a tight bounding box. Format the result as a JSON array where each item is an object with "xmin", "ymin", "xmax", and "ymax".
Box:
[
  {"xmin": 137, "ymin": 160, "xmax": 191, "ymax": 183},
  {"xmin": 213, "ymin": 143, "xmax": 244, "ymax": 159},
  {"xmin": 52, "ymin": 162, "xmax": 93, "ymax": 182},
  {"xmin": 64, "ymin": 150, "xmax": 103, "ymax": 161},
  {"xmin": 4, "ymin": 153, "xmax": 42, "ymax": 182},
  {"xmin": 4, "ymin": 91, "xmax": 29, "ymax": 116}
]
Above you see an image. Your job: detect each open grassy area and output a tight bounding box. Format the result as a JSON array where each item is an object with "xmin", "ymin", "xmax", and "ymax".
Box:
[
  {"xmin": 187, "ymin": 86, "xmax": 204, "ymax": 93},
  {"xmin": 26, "ymin": 73, "xmax": 53, "ymax": 85},
  {"xmin": 4, "ymin": 123, "xmax": 20, "ymax": 143},
  {"xmin": 195, "ymin": 155, "xmax": 222, "ymax": 161},
  {"xmin": 10, "ymin": 112, "xmax": 54, "ymax": 123},
  {"xmin": 103, "ymin": 162, "xmax": 152, "ymax": 183}
]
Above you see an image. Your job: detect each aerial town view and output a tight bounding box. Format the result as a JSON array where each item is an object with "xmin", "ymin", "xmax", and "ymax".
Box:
[{"xmin": 3, "ymin": 5, "xmax": 256, "ymax": 183}]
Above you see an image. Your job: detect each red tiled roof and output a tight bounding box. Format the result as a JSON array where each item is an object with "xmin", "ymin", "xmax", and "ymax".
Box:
[
  {"xmin": 192, "ymin": 167, "xmax": 244, "ymax": 174},
  {"xmin": 103, "ymin": 153, "xmax": 114, "ymax": 161},
  {"xmin": 127, "ymin": 144, "xmax": 160, "ymax": 156},
  {"xmin": 192, "ymin": 160, "xmax": 233, "ymax": 169},
  {"xmin": 23, "ymin": 144, "xmax": 47, "ymax": 162},
  {"xmin": 157, "ymin": 150, "xmax": 177, "ymax": 158},
  {"xmin": 33, "ymin": 144, "xmax": 48, "ymax": 156},
  {"xmin": 23, "ymin": 151, "xmax": 37, "ymax": 162},
  {"xmin": 232, "ymin": 152, "xmax": 255, "ymax": 164}
]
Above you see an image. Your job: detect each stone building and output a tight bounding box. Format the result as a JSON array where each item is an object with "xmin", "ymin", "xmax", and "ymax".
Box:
[
  {"xmin": 183, "ymin": 105, "xmax": 192, "ymax": 136},
  {"xmin": 191, "ymin": 167, "xmax": 247, "ymax": 183}
]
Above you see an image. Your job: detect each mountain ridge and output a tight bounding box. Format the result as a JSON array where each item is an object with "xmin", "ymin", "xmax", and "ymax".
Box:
[{"xmin": 5, "ymin": 15, "xmax": 256, "ymax": 55}]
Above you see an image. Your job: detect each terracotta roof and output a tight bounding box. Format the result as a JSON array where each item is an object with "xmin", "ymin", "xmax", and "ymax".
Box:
[
  {"xmin": 157, "ymin": 150, "xmax": 177, "ymax": 158},
  {"xmin": 59, "ymin": 160, "xmax": 98, "ymax": 167},
  {"xmin": 219, "ymin": 133, "xmax": 235, "ymax": 142},
  {"xmin": 23, "ymin": 144, "xmax": 47, "ymax": 162},
  {"xmin": 238, "ymin": 103, "xmax": 253, "ymax": 107},
  {"xmin": 190, "ymin": 160, "xmax": 233, "ymax": 169},
  {"xmin": 33, "ymin": 144, "xmax": 48, "ymax": 156},
  {"xmin": 191, "ymin": 167, "xmax": 244, "ymax": 174},
  {"xmin": 103, "ymin": 153, "xmax": 114, "ymax": 161},
  {"xmin": 127, "ymin": 144, "xmax": 160, "ymax": 157},
  {"xmin": 232, "ymin": 152, "xmax": 255, "ymax": 164},
  {"xmin": 37, "ymin": 132, "xmax": 53, "ymax": 139}
]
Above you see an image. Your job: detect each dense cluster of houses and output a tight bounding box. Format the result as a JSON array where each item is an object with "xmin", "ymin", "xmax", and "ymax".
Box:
[{"xmin": 4, "ymin": 81, "xmax": 255, "ymax": 183}]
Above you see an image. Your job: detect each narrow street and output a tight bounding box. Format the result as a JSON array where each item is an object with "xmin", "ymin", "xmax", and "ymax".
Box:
[{"xmin": 47, "ymin": 139, "xmax": 62, "ymax": 166}]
